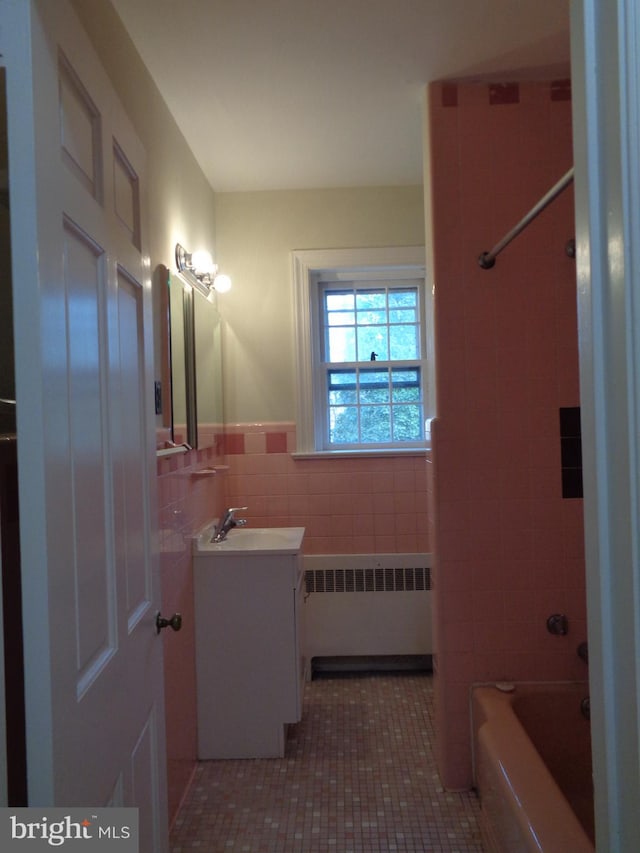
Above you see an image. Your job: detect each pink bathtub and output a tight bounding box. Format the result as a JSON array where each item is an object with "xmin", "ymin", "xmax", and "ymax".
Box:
[{"xmin": 472, "ymin": 682, "xmax": 594, "ymax": 853}]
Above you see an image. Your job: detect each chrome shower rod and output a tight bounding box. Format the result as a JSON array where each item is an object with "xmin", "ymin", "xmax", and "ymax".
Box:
[{"xmin": 478, "ymin": 167, "xmax": 575, "ymax": 269}]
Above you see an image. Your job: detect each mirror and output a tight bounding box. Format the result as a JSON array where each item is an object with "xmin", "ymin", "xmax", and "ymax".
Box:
[
  {"xmin": 164, "ymin": 269, "xmax": 224, "ymax": 450},
  {"xmin": 168, "ymin": 270, "xmax": 189, "ymax": 445},
  {"xmin": 193, "ymin": 289, "xmax": 224, "ymax": 451}
]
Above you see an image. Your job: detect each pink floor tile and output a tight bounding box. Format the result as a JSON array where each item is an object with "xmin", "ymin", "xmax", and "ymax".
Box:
[{"xmin": 170, "ymin": 674, "xmax": 482, "ymax": 852}]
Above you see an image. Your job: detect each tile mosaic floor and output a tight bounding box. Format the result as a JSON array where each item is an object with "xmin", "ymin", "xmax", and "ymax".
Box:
[{"xmin": 170, "ymin": 674, "xmax": 483, "ymax": 852}]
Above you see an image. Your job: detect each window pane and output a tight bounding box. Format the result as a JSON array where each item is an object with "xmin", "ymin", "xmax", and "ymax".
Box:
[
  {"xmin": 389, "ymin": 325, "xmax": 419, "ymax": 359},
  {"xmin": 360, "ymin": 371, "xmax": 389, "ymax": 403},
  {"xmin": 329, "ymin": 405, "xmax": 358, "ymax": 444},
  {"xmin": 361, "ymin": 385, "xmax": 390, "ymax": 404},
  {"xmin": 392, "ymin": 404, "xmax": 423, "ymax": 441},
  {"xmin": 329, "ymin": 388, "xmax": 357, "ymax": 404},
  {"xmin": 396, "ymin": 389, "xmax": 421, "ymax": 405},
  {"xmin": 360, "ymin": 388, "xmax": 389, "ymax": 404},
  {"xmin": 392, "ymin": 385, "xmax": 420, "ymax": 402},
  {"xmin": 357, "ymin": 326, "xmax": 387, "ymax": 360},
  {"xmin": 327, "ymin": 327, "xmax": 356, "ymax": 361},
  {"xmin": 355, "ymin": 290, "xmax": 386, "ymax": 310},
  {"xmin": 328, "ymin": 369, "xmax": 357, "ymax": 389},
  {"xmin": 357, "ymin": 309, "xmax": 387, "ymax": 325},
  {"xmin": 326, "ymin": 292, "xmax": 354, "ymax": 311},
  {"xmin": 327, "ymin": 311, "xmax": 355, "ymax": 326},
  {"xmin": 360, "ymin": 369, "xmax": 389, "ymax": 383},
  {"xmin": 388, "ymin": 289, "xmax": 417, "ymax": 308},
  {"xmin": 361, "ymin": 405, "xmax": 391, "ymax": 442},
  {"xmin": 389, "ymin": 307, "xmax": 417, "ymax": 323},
  {"xmin": 391, "ymin": 367, "xmax": 420, "ymax": 386}
]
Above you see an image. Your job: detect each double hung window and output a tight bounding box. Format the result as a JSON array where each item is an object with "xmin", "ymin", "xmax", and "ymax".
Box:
[
  {"xmin": 319, "ymin": 280, "xmax": 425, "ymax": 449},
  {"xmin": 293, "ymin": 247, "xmax": 428, "ymax": 455}
]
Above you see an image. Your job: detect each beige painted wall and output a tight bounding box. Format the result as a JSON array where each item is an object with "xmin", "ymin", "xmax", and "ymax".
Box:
[
  {"xmin": 214, "ymin": 186, "xmax": 425, "ymax": 423},
  {"xmin": 70, "ymin": 3, "xmax": 425, "ymax": 430}
]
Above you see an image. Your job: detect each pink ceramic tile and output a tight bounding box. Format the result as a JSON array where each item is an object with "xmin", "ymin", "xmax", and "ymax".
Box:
[
  {"xmin": 474, "ymin": 619, "xmax": 507, "ymax": 653},
  {"xmin": 165, "ymin": 80, "xmax": 586, "ymax": 807},
  {"xmin": 436, "ymin": 650, "xmax": 478, "ymax": 684},
  {"xmin": 373, "ymin": 534, "xmax": 397, "ymax": 553},
  {"xmin": 396, "ymin": 533, "xmax": 419, "ymax": 552},
  {"xmin": 352, "ymin": 513, "xmax": 375, "ymax": 535},
  {"xmin": 472, "ymin": 589, "xmax": 506, "ymax": 623},
  {"xmin": 171, "ymin": 675, "xmax": 482, "ymax": 851},
  {"xmin": 327, "ymin": 514, "xmax": 354, "ymax": 538},
  {"xmin": 243, "ymin": 430, "xmax": 266, "ymax": 454},
  {"xmin": 466, "ymin": 466, "xmax": 502, "ymax": 502},
  {"xmin": 503, "ymin": 620, "xmax": 539, "ymax": 654},
  {"xmin": 441, "ymin": 620, "xmax": 475, "ymax": 654},
  {"xmin": 264, "ymin": 495, "xmax": 289, "ymax": 518},
  {"xmin": 437, "ymin": 463, "xmax": 472, "ymax": 505},
  {"xmin": 224, "ymin": 432, "xmax": 245, "ymax": 454},
  {"xmin": 264, "ymin": 431, "xmax": 287, "ymax": 453},
  {"xmin": 373, "ymin": 512, "xmax": 394, "ymax": 536},
  {"xmin": 395, "ymin": 512, "xmax": 417, "ymax": 536},
  {"xmin": 350, "ymin": 534, "xmax": 375, "ymax": 552},
  {"xmin": 436, "ymin": 559, "xmax": 475, "ymax": 593},
  {"xmin": 489, "ymin": 82, "xmax": 520, "ymax": 105}
]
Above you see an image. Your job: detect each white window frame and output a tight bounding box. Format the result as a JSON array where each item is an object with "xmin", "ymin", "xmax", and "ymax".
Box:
[{"xmin": 292, "ymin": 247, "xmax": 427, "ymax": 456}]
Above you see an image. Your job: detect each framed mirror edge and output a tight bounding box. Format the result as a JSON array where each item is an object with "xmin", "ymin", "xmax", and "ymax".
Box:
[{"xmin": 159, "ymin": 263, "xmax": 224, "ymax": 453}]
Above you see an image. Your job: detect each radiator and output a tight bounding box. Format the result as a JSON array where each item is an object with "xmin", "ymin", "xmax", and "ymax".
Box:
[{"xmin": 303, "ymin": 553, "xmax": 432, "ymax": 663}]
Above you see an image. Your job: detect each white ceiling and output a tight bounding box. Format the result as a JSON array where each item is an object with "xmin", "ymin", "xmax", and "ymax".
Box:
[{"xmin": 111, "ymin": 0, "xmax": 571, "ymax": 192}]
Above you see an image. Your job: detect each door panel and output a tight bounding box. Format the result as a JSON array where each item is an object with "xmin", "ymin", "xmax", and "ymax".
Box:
[
  {"xmin": 114, "ymin": 270, "xmax": 151, "ymax": 625},
  {"xmin": 112, "ymin": 142, "xmax": 141, "ymax": 249},
  {"xmin": 131, "ymin": 709, "xmax": 162, "ymax": 853},
  {"xmin": 571, "ymin": 0, "xmax": 640, "ymax": 847},
  {"xmin": 59, "ymin": 50, "xmax": 103, "ymax": 203},
  {"xmin": 63, "ymin": 219, "xmax": 115, "ymax": 697},
  {"xmin": 1, "ymin": 1, "xmax": 168, "ymax": 847}
]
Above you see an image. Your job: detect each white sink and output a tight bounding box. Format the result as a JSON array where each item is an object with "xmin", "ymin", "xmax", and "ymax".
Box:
[{"xmin": 193, "ymin": 526, "xmax": 305, "ymax": 556}]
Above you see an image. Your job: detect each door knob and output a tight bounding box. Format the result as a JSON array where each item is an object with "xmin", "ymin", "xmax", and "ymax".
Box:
[{"xmin": 156, "ymin": 612, "xmax": 182, "ymax": 634}]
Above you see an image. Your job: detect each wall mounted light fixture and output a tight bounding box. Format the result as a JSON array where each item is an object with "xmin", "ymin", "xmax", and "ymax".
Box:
[{"xmin": 175, "ymin": 243, "xmax": 232, "ymax": 295}]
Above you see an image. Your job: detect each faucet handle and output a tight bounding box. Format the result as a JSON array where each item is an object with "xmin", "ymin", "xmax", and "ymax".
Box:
[
  {"xmin": 577, "ymin": 641, "xmax": 589, "ymax": 664},
  {"xmin": 227, "ymin": 506, "xmax": 249, "ymax": 514}
]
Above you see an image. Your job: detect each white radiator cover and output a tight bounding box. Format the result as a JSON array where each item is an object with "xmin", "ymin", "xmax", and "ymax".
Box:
[{"xmin": 303, "ymin": 553, "xmax": 432, "ymax": 659}]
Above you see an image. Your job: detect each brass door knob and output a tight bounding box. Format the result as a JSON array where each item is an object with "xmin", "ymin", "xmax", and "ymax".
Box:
[{"xmin": 156, "ymin": 612, "xmax": 182, "ymax": 634}]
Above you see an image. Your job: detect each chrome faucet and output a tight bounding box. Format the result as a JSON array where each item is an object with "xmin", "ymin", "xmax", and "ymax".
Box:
[{"xmin": 211, "ymin": 506, "xmax": 248, "ymax": 542}]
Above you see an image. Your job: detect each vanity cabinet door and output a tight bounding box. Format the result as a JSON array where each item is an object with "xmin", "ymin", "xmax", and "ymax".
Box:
[{"xmin": 193, "ymin": 554, "xmax": 303, "ymax": 759}]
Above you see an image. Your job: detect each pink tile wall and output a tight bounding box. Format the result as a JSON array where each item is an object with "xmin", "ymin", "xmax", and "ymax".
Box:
[
  {"xmin": 156, "ymin": 430, "xmax": 227, "ymax": 825},
  {"xmin": 223, "ymin": 423, "xmax": 430, "ymax": 555},
  {"xmin": 428, "ymin": 81, "xmax": 586, "ymax": 789}
]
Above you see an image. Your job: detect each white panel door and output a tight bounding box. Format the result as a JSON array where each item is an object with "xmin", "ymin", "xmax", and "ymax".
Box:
[
  {"xmin": 571, "ymin": 0, "xmax": 640, "ymax": 849},
  {"xmin": 1, "ymin": 1, "xmax": 168, "ymax": 849}
]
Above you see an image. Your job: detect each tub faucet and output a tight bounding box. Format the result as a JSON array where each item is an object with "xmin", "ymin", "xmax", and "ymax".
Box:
[
  {"xmin": 211, "ymin": 506, "xmax": 248, "ymax": 542},
  {"xmin": 577, "ymin": 641, "xmax": 589, "ymax": 664}
]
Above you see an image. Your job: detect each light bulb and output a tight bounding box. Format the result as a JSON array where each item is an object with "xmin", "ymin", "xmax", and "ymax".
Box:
[
  {"xmin": 213, "ymin": 273, "xmax": 232, "ymax": 293},
  {"xmin": 190, "ymin": 250, "xmax": 215, "ymax": 276}
]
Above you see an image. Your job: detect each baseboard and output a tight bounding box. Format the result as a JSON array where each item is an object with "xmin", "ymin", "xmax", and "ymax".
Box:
[{"xmin": 311, "ymin": 654, "xmax": 433, "ymax": 678}]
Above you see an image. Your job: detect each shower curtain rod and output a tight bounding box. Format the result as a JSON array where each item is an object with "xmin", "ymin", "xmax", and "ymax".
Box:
[{"xmin": 478, "ymin": 166, "xmax": 574, "ymax": 270}]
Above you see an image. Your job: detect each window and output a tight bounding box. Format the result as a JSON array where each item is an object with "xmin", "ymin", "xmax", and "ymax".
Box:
[
  {"xmin": 292, "ymin": 247, "xmax": 428, "ymax": 455},
  {"xmin": 321, "ymin": 281, "xmax": 424, "ymax": 447}
]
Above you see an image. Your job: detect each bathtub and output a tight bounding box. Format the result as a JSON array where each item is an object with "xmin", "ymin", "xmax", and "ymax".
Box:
[{"xmin": 471, "ymin": 682, "xmax": 594, "ymax": 853}]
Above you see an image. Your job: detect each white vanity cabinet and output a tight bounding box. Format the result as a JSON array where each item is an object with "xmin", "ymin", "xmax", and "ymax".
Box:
[{"xmin": 192, "ymin": 527, "xmax": 306, "ymax": 759}]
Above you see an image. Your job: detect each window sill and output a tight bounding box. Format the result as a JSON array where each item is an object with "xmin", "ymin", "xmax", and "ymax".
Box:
[{"xmin": 291, "ymin": 446, "xmax": 430, "ymax": 460}]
